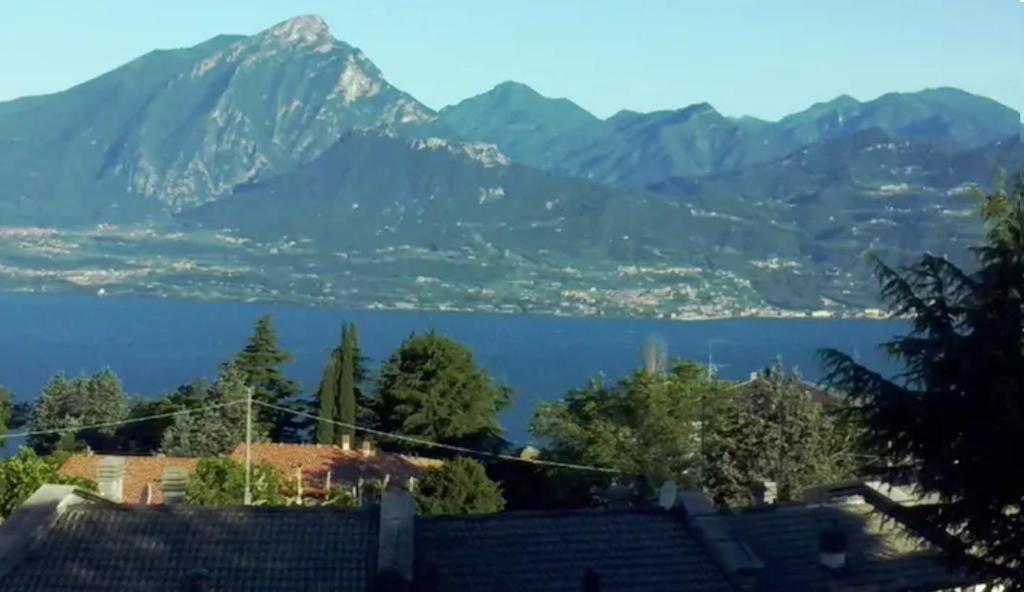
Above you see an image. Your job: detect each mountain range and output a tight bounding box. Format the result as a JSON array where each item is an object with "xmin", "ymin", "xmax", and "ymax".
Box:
[{"xmin": 1, "ymin": 15, "xmax": 1021, "ymax": 315}]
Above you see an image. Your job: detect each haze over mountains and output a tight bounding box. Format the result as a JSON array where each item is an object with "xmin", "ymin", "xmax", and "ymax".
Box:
[{"xmin": 1, "ymin": 15, "xmax": 1021, "ymax": 313}]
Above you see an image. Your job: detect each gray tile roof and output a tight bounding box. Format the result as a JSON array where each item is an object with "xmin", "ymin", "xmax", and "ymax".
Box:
[
  {"xmin": 720, "ymin": 500, "xmax": 973, "ymax": 592},
  {"xmin": 414, "ymin": 508, "xmax": 736, "ymax": 592},
  {"xmin": 0, "ymin": 504, "xmax": 376, "ymax": 591}
]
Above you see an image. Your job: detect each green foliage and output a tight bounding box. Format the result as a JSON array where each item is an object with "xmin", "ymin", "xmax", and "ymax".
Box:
[
  {"xmin": 704, "ymin": 362, "xmax": 860, "ymax": 506},
  {"xmin": 234, "ymin": 315, "xmax": 301, "ymax": 441},
  {"xmin": 0, "ymin": 448, "xmax": 95, "ymax": 518},
  {"xmin": 185, "ymin": 458, "xmax": 285, "ymax": 507},
  {"xmin": 532, "ymin": 361, "xmax": 725, "ymax": 489},
  {"xmin": 316, "ymin": 323, "xmax": 368, "ymax": 444},
  {"xmin": 377, "ymin": 332, "xmax": 510, "ymax": 448},
  {"xmin": 28, "ymin": 370, "xmax": 128, "ymax": 454},
  {"xmin": 161, "ymin": 363, "xmax": 267, "ymax": 457},
  {"xmin": 822, "ymin": 178, "xmax": 1024, "ymax": 588},
  {"xmin": 414, "ymin": 457, "xmax": 505, "ymax": 516},
  {"xmin": 0, "ymin": 387, "xmax": 11, "ymax": 448}
]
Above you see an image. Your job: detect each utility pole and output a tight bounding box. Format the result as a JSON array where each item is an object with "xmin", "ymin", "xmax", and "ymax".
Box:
[{"xmin": 244, "ymin": 386, "xmax": 253, "ymax": 506}]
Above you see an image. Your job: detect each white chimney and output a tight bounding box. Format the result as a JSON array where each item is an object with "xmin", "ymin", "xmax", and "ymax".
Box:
[
  {"xmin": 340, "ymin": 434, "xmax": 352, "ymax": 452},
  {"xmin": 360, "ymin": 439, "xmax": 375, "ymax": 457},
  {"xmin": 161, "ymin": 466, "xmax": 189, "ymax": 505},
  {"xmin": 819, "ymin": 523, "xmax": 848, "ymax": 571},
  {"xmin": 96, "ymin": 456, "xmax": 126, "ymax": 503},
  {"xmin": 751, "ymin": 480, "xmax": 777, "ymax": 506},
  {"xmin": 377, "ymin": 485, "xmax": 415, "ymax": 584}
]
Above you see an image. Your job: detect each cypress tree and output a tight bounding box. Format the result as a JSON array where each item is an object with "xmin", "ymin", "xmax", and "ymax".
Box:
[
  {"xmin": 338, "ymin": 323, "xmax": 358, "ymax": 438},
  {"xmin": 316, "ymin": 332, "xmax": 342, "ymax": 445},
  {"xmin": 316, "ymin": 322, "xmax": 364, "ymax": 445}
]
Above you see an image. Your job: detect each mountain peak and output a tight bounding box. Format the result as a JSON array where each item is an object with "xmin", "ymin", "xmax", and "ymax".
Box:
[{"xmin": 264, "ymin": 15, "xmax": 333, "ymax": 47}]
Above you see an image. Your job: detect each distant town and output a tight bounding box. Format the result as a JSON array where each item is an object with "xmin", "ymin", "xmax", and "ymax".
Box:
[{"xmin": 0, "ymin": 224, "xmax": 889, "ymax": 321}]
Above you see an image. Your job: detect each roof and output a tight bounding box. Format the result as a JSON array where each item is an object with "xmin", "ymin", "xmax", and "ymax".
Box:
[
  {"xmin": 59, "ymin": 455, "xmax": 199, "ymax": 504},
  {"xmin": 0, "ymin": 500, "xmax": 377, "ymax": 591},
  {"xmin": 414, "ymin": 508, "xmax": 736, "ymax": 592},
  {"xmin": 228, "ymin": 443, "xmax": 443, "ymax": 493},
  {"xmin": 719, "ymin": 499, "xmax": 973, "ymax": 592},
  {"xmin": 58, "ymin": 444, "xmax": 443, "ymax": 504}
]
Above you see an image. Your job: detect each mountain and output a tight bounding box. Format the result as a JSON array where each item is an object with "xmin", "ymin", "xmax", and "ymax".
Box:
[
  {"xmin": 438, "ymin": 81, "xmax": 603, "ymax": 167},
  {"xmin": 0, "ymin": 15, "xmax": 437, "ymax": 223},
  {"xmin": 1, "ymin": 14, "xmax": 1021, "ymax": 315},
  {"xmin": 441, "ymin": 83, "xmax": 1020, "ymax": 191}
]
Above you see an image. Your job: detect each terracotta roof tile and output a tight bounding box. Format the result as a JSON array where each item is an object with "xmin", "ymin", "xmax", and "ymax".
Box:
[{"xmin": 59, "ymin": 455, "xmax": 199, "ymax": 505}]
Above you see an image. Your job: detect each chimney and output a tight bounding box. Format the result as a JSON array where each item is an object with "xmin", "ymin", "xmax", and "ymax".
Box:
[
  {"xmin": 162, "ymin": 467, "xmax": 189, "ymax": 505},
  {"xmin": 361, "ymin": 439, "xmax": 375, "ymax": 458},
  {"xmin": 377, "ymin": 485, "xmax": 415, "ymax": 585},
  {"xmin": 751, "ymin": 480, "xmax": 777, "ymax": 506},
  {"xmin": 658, "ymin": 480, "xmax": 678, "ymax": 510},
  {"xmin": 819, "ymin": 522, "xmax": 848, "ymax": 571},
  {"xmin": 96, "ymin": 456, "xmax": 126, "ymax": 503},
  {"xmin": 341, "ymin": 434, "xmax": 352, "ymax": 452}
]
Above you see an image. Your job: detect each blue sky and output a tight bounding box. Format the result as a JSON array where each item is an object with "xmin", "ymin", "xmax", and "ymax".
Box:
[{"xmin": 1, "ymin": 0, "xmax": 1021, "ymax": 120}]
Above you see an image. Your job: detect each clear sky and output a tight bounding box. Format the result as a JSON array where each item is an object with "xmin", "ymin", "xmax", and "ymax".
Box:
[{"xmin": 1, "ymin": 0, "xmax": 1021, "ymax": 120}]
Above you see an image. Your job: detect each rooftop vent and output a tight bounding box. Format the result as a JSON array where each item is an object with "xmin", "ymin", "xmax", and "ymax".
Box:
[
  {"xmin": 97, "ymin": 456, "xmax": 126, "ymax": 503},
  {"xmin": 819, "ymin": 522, "xmax": 849, "ymax": 571},
  {"xmin": 162, "ymin": 467, "xmax": 190, "ymax": 505}
]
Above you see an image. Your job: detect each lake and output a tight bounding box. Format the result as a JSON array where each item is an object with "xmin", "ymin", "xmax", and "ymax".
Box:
[{"xmin": 0, "ymin": 292, "xmax": 904, "ymax": 445}]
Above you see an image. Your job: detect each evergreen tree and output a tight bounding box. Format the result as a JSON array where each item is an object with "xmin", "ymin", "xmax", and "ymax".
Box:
[
  {"xmin": 162, "ymin": 363, "xmax": 267, "ymax": 457},
  {"xmin": 0, "ymin": 387, "xmax": 11, "ymax": 448},
  {"xmin": 29, "ymin": 371, "xmax": 127, "ymax": 454},
  {"xmin": 377, "ymin": 332, "xmax": 510, "ymax": 448},
  {"xmin": 704, "ymin": 361, "xmax": 859, "ymax": 506},
  {"xmin": 234, "ymin": 315, "xmax": 301, "ymax": 441},
  {"xmin": 316, "ymin": 323, "xmax": 368, "ymax": 444},
  {"xmin": 822, "ymin": 177, "xmax": 1024, "ymax": 588},
  {"xmin": 414, "ymin": 457, "xmax": 505, "ymax": 516}
]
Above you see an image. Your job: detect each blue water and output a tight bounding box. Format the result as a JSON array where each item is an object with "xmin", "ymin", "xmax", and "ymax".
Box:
[{"xmin": 0, "ymin": 292, "xmax": 903, "ymax": 444}]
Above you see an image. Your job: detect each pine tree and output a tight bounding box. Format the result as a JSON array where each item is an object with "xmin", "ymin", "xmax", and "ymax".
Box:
[
  {"xmin": 234, "ymin": 315, "xmax": 301, "ymax": 441},
  {"xmin": 414, "ymin": 457, "xmax": 506, "ymax": 516},
  {"xmin": 378, "ymin": 332, "xmax": 510, "ymax": 449},
  {"xmin": 29, "ymin": 371, "xmax": 127, "ymax": 454},
  {"xmin": 822, "ymin": 177, "xmax": 1024, "ymax": 588}
]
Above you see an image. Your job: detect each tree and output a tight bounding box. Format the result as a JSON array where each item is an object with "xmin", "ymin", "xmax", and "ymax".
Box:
[
  {"xmin": 185, "ymin": 458, "xmax": 285, "ymax": 506},
  {"xmin": 234, "ymin": 315, "xmax": 301, "ymax": 441},
  {"xmin": 28, "ymin": 371, "xmax": 127, "ymax": 454},
  {"xmin": 704, "ymin": 361, "xmax": 860, "ymax": 506},
  {"xmin": 377, "ymin": 332, "xmax": 510, "ymax": 448},
  {"xmin": 822, "ymin": 177, "xmax": 1024, "ymax": 588},
  {"xmin": 532, "ymin": 361, "xmax": 726, "ymax": 489},
  {"xmin": 162, "ymin": 363, "xmax": 266, "ymax": 457},
  {"xmin": 316, "ymin": 323, "xmax": 368, "ymax": 445},
  {"xmin": 414, "ymin": 457, "xmax": 505, "ymax": 516},
  {"xmin": 0, "ymin": 387, "xmax": 11, "ymax": 448},
  {"xmin": 114, "ymin": 379, "xmax": 211, "ymax": 454},
  {"xmin": 0, "ymin": 448, "xmax": 95, "ymax": 518}
]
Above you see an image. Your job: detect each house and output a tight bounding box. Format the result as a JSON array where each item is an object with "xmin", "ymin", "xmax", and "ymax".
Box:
[
  {"xmin": 0, "ymin": 484, "xmax": 737, "ymax": 591},
  {"xmin": 0, "ymin": 480, "xmax": 990, "ymax": 591},
  {"xmin": 58, "ymin": 438, "xmax": 443, "ymax": 505}
]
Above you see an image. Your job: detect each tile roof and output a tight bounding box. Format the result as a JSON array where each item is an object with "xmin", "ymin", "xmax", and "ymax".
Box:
[
  {"xmin": 228, "ymin": 443, "xmax": 443, "ymax": 493},
  {"xmin": 720, "ymin": 499, "xmax": 973, "ymax": 592},
  {"xmin": 59, "ymin": 455, "xmax": 199, "ymax": 504},
  {"xmin": 414, "ymin": 508, "xmax": 736, "ymax": 592},
  {"xmin": 0, "ymin": 504, "xmax": 376, "ymax": 591},
  {"xmin": 58, "ymin": 444, "xmax": 442, "ymax": 504}
]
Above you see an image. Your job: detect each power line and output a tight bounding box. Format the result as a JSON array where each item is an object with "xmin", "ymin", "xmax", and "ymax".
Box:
[
  {"xmin": 253, "ymin": 400, "xmax": 619, "ymax": 474},
  {"xmin": 1, "ymin": 400, "xmax": 247, "ymax": 440}
]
